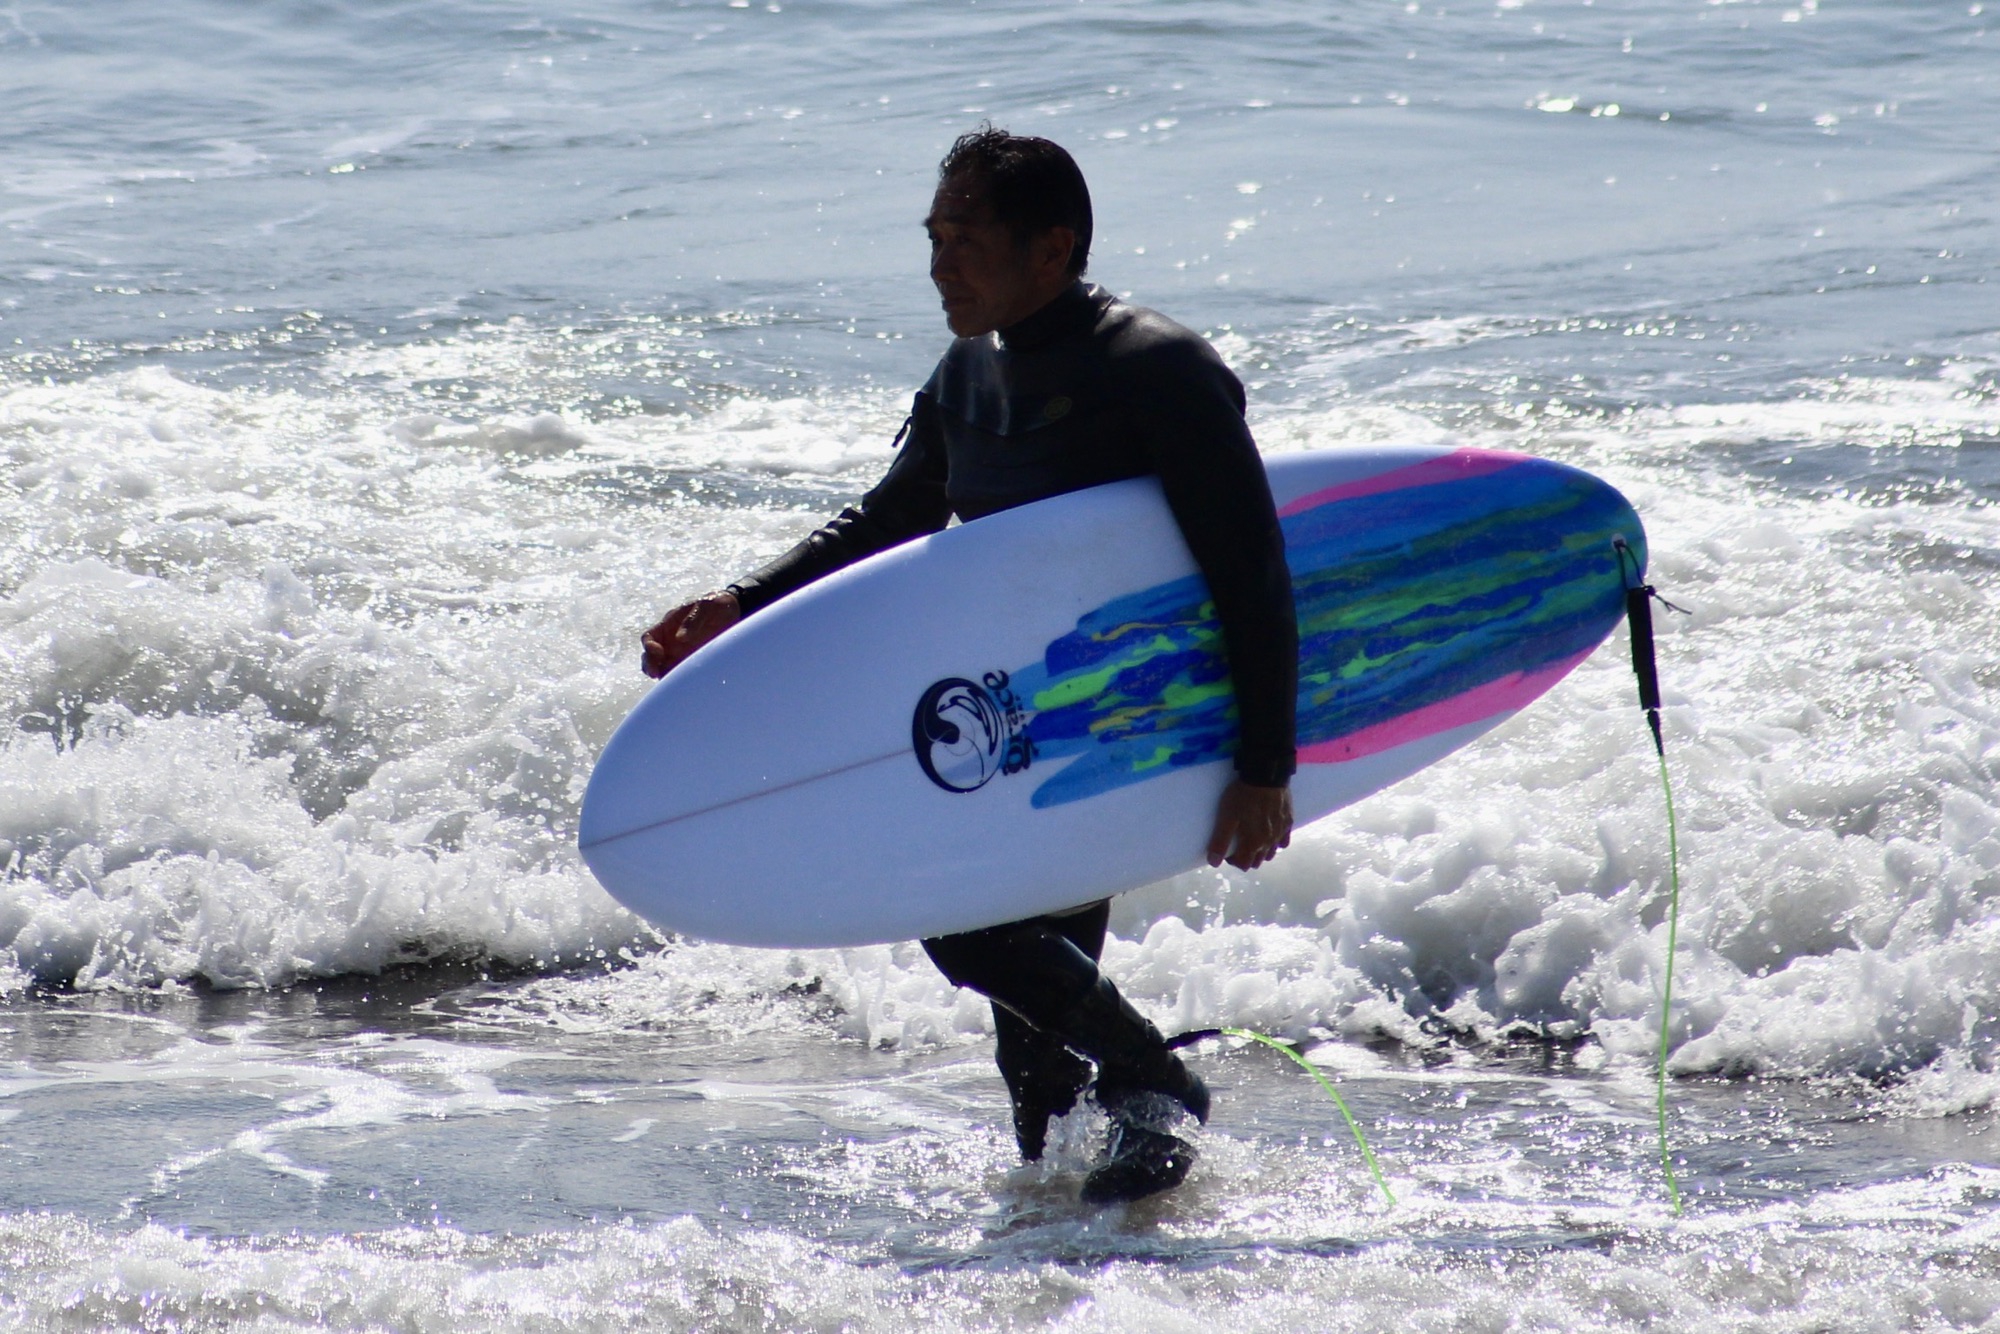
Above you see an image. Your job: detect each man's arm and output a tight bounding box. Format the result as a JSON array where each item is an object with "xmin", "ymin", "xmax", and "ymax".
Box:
[
  {"xmin": 1132, "ymin": 340, "xmax": 1299, "ymax": 870},
  {"xmin": 641, "ymin": 397, "xmax": 951, "ymax": 677}
]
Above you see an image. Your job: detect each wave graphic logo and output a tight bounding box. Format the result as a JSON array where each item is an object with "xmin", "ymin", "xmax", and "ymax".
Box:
[{"xmin": 911, "ymin": 671, "xmax": 1036, "ymax": 793}]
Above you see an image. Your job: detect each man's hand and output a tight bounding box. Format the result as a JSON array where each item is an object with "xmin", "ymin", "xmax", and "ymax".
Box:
[
  {"xmin": 640, "ymin": 590, "xmax": 741, "ymax": 679},
  {"xmin": 1206, "ymin": 778, "xmax": 1293, "ymax": 871}
]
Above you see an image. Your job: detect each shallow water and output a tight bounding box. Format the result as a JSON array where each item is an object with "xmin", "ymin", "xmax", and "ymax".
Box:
[
  {"xmin": 6, "ymin": 974, "xmax": 2000, "ymax": 1332},
  {"xmin": 3, "ymin": 0, "xmax": 1999, "ymax": 1327}
]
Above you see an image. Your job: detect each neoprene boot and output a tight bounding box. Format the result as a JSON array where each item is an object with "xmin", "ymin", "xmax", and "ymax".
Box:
[
  {"xmin": 1047, "ymin": 976, "xmax": 1207, "ymax": 1203},
  {"xmin": 993, "ymin": 1004, "xmax": 1091, "ymax": 1161},
  {"xmin": 1044, "ymin": 975, "xmax": 1210, "ymax": 1125},
  {"xmin": 1081, "ymin": 1092, "xmax": 1199, "ymax": 1205}
]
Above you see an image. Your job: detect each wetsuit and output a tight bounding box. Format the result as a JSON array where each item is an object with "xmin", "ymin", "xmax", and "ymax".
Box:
[
  {"xmin": 727, "ymin": 280, "xmax": 1296, "ymax": 1159},
  {"xmin": 729, "ymin": 280, "xmax": 1297, "ymax": 788}
]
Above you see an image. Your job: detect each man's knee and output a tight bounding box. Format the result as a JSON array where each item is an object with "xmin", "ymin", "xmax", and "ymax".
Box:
[
  {"xmin": 921, "ymin": 918, "xmax": 1100, "ymax": 1013},
  {"xmin": 920, "ymin": 930, "xmax": 994, "ymax": 992}
]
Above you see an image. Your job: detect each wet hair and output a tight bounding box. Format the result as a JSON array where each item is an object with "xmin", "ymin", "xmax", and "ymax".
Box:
[{"xmin": 937, "ymin": 126, "xmax": 1093, "ymax": 277}]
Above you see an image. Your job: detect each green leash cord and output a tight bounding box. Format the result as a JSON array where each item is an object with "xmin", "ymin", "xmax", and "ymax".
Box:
[
  {"xmin": 1227, "ymin": 1027, "xmax": 1398, "ymax": 1205},
  {"xmin": 1170, "ymin": 1026, "xmax": 1396, "ymax": 1205},
  {"xmin": 1618, "ymin": 535, "xmax": 1688, "ymax": 1216},
  {"xmin": 1167, "ymin": 538, "xmax": 1685, "ymax": 1216},
  {"xmin": 1653, "ymin": 748, "xmax": 1684, "ymax": 1215}
]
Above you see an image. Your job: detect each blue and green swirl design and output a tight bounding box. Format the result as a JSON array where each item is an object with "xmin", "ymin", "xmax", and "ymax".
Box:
[{"xmin": 1009, "ymin": 455, "xmax": 1642, "ymax": 808}]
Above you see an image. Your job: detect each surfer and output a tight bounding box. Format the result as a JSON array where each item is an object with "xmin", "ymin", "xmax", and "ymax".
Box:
[{"xmin": 641, "ymin": 128, "xmax": 1297, "ymax": 1203}]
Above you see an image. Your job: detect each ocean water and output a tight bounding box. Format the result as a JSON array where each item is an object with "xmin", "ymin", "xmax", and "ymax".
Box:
[{"xmin": 3, "ymin": 0, "xmax": 1998, "ymax": 1327}]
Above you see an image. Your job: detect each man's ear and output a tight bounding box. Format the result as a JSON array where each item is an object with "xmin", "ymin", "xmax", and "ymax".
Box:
[{"xmin": 1035, "ymin": 226, "xmax": 1077, "ymax": 280}]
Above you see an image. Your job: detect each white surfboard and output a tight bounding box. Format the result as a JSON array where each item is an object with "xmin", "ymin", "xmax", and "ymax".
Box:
[{"xmin": 580, "ymin": 446, "xmax": 1645, "ymax": 947}]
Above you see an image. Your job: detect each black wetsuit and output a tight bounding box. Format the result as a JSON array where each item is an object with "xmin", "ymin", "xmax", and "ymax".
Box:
[
  {"xmin": 728, "ymin": 280, "xmax": 1297, "ymax": 787},
  {"xmin": 728, "ymin": 281, "xmax": 1296, "ymax": 1140}
]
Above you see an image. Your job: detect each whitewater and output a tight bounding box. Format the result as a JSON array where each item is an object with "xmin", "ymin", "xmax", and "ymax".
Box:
[{"xmin": 2, "ymin": 0, "xmax": 1997, "ymax": 1327}]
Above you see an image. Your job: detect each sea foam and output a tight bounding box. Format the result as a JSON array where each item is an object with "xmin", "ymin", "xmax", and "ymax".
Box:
[{"xmin": 3, "ymin": 347, "xmax": 1998, "ymax": 1099}]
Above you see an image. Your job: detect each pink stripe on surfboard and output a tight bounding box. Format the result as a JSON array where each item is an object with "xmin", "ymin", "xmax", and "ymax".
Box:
[
  {"xmin": 1276, "ymin": 448, "xmax": 1533, "ymax": 519},
  {"xmin": 1297, "ymin": 649, "xmax": 1593, "ymax": 766}
]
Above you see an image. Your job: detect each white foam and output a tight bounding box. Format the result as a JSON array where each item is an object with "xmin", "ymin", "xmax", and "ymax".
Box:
[
  {"xmin": 6, "ymin": 1174, "xmax": 2000, "ymax": 1332},
  {"xmin": 4, "ymin": 351, "xmax": 2000, "ymax": 1106}
]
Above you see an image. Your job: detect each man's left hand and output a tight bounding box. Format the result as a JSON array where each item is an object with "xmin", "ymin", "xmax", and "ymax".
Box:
[{"xmin": 1206, "ymin": 779, "xmax": 1293, "ymax": 871}]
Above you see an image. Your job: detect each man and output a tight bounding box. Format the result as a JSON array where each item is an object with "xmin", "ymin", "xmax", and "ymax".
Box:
[{"xmin": 641, "ymin": 128, "xmax": 1297, "ymax": 1204}]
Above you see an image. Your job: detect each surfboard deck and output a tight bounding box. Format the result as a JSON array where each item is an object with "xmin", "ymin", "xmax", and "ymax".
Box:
[{"xmin": 580, "ymin": 446, "xmax": 1646, "ymax": 947}]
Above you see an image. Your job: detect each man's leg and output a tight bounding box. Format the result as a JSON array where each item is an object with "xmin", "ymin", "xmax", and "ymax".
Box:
[
  {"xmin": 978, "ymin": 903, "xmax": 1105, "ymax": 1160},
  {"xmin": 922, "ymin": 905, "xmax": 1208, "ymax": 1200},
  {"xmin": 990, "ymin": 1005, "xmax": 1089, "ymax": 1160}
]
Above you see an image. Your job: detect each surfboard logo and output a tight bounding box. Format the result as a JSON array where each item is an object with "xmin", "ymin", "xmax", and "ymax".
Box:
[{"xmin": 912, "ymin": 670, "xmax": 1036, "ymax": 793}]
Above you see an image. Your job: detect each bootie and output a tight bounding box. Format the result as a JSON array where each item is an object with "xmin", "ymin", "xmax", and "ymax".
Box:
[
  {"xmin": 993, "ymin": 1005, "xmax": 1091, "ymax": 1161},
  {"xmin": 1081, "ymin": 1091, "xmax": 1199, "ymax": 1204},
  {"xmin": 1043, "ymin": 976, "xmax": 1209, "ymax": 1125}
]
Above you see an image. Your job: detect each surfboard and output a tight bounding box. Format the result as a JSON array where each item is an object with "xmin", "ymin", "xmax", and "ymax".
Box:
[{"xmin": 579, "ymin": 446, "xmax": 1646, "ymax": 947}]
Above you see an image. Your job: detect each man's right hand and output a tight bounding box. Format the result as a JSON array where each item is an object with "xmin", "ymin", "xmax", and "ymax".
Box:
[
  {"xmin": 640, "ymin": 590, "xmax": 741, "ymax": 679},
  {"xmin": 1205, "ymin": 778, "xmax": 1293, "ymax": 871}
]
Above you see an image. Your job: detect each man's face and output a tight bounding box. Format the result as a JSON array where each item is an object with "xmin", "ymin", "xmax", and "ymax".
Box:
[{"xmin": 926, "ymin": 173, "xmax": 1071, "ymax": 337}]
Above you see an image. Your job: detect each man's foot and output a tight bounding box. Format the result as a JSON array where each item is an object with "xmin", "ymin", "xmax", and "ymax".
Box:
[{"xmin": 1088, "ymin": 1120, "xmax": 1192, "ymax": 1200}]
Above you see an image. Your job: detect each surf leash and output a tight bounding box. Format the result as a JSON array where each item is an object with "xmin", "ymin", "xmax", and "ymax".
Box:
[
  {"xmin": 1164, "ymin": 539, "xmax": 1682, "ymax": 1215},
  {"xmin": 1170, "ymin": 1026, "xmax": 1397, "ymax": 1204},
  {"xmin": 1615, "ymin": 535, "xmax": 1690, "ymax": 1216}
]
